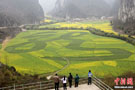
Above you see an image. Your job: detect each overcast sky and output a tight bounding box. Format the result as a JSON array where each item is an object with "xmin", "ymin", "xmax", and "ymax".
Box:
[{"xmin": 39, "ymin": 0, "xmax": 56, "ymax": 13}]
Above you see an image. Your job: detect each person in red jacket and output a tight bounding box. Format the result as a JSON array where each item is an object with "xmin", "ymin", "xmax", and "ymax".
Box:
[{"xmin": 53, "ymin": 74, "xmax": 60, "ymax": 90}]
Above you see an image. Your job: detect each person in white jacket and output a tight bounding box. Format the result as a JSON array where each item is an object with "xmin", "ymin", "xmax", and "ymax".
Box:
[{"xmin": 61, "ymin": 76, "xmax": 67, "ymax": 90}]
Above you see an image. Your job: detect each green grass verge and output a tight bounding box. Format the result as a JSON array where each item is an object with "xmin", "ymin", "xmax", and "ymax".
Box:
[{"xmin": 0, "ymin": 44, "xmax": 2, "ymax": 49}]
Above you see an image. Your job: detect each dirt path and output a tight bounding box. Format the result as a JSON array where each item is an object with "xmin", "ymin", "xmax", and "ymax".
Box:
[
  {"xmin": 46, "ymin": 41, "xmax": 71, "ymax": 80},
  {"xmin": 47, "ymin": 57, "xmax": 70, "ymax": 80},
  {"xmin": 0, "ymin": 37, "xmax": 11, "ymax": 64},
  {"xmin": 1, "ymin": 36, "xmax": 11, "ymax": 51},
  {"xmin": 19, "ymin": 25, "xmax": 27, "ymax": 32},
  {"xmin": 21, "ymin": 28, "xmax": 27, "ymax": 32},
  {"xmin": 0, "ymin": 26, "xmax": 25, "ymax": 51}
]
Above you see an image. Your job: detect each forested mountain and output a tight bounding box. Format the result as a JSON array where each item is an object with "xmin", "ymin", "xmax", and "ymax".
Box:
[
  {"xmin": 52, "ymin": 0, "xmax": 112, "ymax": 18},
  {"xmin": 111, "ymin": 0, "xmax": 121, "ymax": 17},
  {"xmin": 118, "ymin": 0, "xmax": 135, "ymax": 23},
  {"xmin": 114, "ymin": 0, "xmax": 135, "ymax": 35},
  {"xmin": 0, "ymin": 0, "xmax": 44, "ymax": 27}
]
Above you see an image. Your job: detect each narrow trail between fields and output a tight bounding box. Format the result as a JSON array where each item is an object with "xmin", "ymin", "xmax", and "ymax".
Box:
[
  {"xmin": 47, "ymin": 57, "xmax": 70, "ymax": 80},
  {"xmin": 46, "ymin": 32, "xmax": 96, "ymax": 80},
  {"xmin": 20, "ymin": 25, "xmax": 27, "ymax": 32},
  {"xmin": 46, "ymin": 42, "xmax": 71, "ymax": 80},
  {"xmin": 1, "ymin": 36, "xmax": 11, "ymax": 51},
  {"xmin": 0, "ymin": 37, "xmax": 11, "ymax": 63},
  {"xmin": 0, "ymin": 27, "xmax": 25, "ymax": 51}
]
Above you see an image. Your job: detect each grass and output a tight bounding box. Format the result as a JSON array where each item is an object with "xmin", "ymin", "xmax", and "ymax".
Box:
[
  {"xmin": 0, "ymin": 30, "xmax": 135, "ymax": 78},
  {"xmin": 0, "ymin": 44, "xmax": 2, "ymax": 49}
]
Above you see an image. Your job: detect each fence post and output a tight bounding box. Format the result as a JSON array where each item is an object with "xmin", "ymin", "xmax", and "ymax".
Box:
[
  {"xmin": 40, "ymin": 82, "xmax": 42, "ymax": 90},
  {"xmin": 14, "ymin": 83, "xmax": 15, "ymax": 90},
  {"xmin": 22, "ymin": 84, "xmax": 24, "ymax": 90}
]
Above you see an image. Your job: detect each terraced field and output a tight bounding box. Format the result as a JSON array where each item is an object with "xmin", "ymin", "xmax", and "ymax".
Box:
[{"xmin": 1, "ymin": 30, "xmax": 135, "ymax": 77}]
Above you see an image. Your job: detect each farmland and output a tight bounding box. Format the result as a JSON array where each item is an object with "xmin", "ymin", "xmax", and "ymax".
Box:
[
  {"xmin": 0, "ymin": 28, "xmax": 135, "ymax": 77},
  {"xmin": 0, "ymin": 44, "xmax": 1, "ymax": 49},
  {"xmin": 39, "ymin": 21, "xmax": 117, "ymax": 34}
]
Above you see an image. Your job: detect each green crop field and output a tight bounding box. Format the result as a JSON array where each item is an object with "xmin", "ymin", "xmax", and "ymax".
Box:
[
  {"xmin": 0, "ymin": 29, "xmax": 135, "ymax": 77},
  {"xmin": 0, "ymin": 44, "xmax": 2, "ymax": 49}
]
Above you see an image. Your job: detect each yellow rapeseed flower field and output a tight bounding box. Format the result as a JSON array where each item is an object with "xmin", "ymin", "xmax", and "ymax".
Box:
[
  {"xmin": 52, "ymin": 21, "xmax": 118, "ymax": 35},
  {"xmin": 68, "ymin": 61, "xmax": 117, "ymax": 69}
]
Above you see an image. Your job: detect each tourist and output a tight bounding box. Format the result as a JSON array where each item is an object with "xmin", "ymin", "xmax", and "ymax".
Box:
[
  {"xmin": 68, "ymin": 73, "xmax": 73, "ymax": 88},
  {"xmin": 53, "ymin": 74, "xmax": 60, "ymax": 90},
  {"xmin": 75, "ymin": 74, "xmax": 80, "ymax": 87},
  {"xmin": 88, "ymin": 70, "xmax": 93, "ymax": 85},
  {"xmin": 61, "ymin": 76, "xmax": 67, "ymax": 90}
]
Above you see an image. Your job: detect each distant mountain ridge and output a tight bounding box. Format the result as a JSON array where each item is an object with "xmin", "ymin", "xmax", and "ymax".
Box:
[
  {"xmin": 118, "ymin": 0, "xmax": 135, "ymax": 23},
  {"xmin": 0, "ymin": 0, "xmax": 44, "ymax": 27},
  {"xmin": 114, "ymin": 0, "xmax": 135, "ymax": 35},
  {"xmin": 52, "ymin": 0, "xmax": 112, "ymax": 18}
]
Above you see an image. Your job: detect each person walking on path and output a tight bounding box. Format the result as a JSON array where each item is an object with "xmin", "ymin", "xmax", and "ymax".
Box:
[
  {"xmin": 61, "ymin": 76, "xmax": 67, "ymax": 90},
  {"xmin": 75, "ymin": 74, "xmax": 80, "ymax": 87},
  {"xmin": 88, "ymin": 70, "xmax": 93, "ymax": 85},
  {"xmin": 68, "ymin": 73, "xmax": 73, "ymax": 88},
  {"xmin": 53, "ymin": 74, "xmax": 60, "ymax": 90}
]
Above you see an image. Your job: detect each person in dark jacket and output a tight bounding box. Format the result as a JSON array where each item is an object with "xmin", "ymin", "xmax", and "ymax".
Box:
[
  {"xmin": 75, "ymin": 74, "xmax": 80, "ymax": 87},
  {"xmin": 68, "ymin": 73, "xmax": 73, "ymax": 88},
  {"xmin": 88, "ymin": 70, "xmax": 93, "ymax": 85}
]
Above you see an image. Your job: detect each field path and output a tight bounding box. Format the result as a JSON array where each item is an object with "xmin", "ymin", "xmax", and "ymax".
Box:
[
  {"xmin": 46, "ymin": 41, "xmax": 71, "ymax": 80},
  {"xmin": 47, "ymin": 57, "xmax": 70, "ymax": 80},
  {"xmin": 1, "ymin": 36, "xmax": 11, "ymax": 51},
  {"xmin": 0, "ymin": 37, "xmax": 11, "ymax": 63},
  {"xmin": 19, "ymin": 25, "xmax": 27, "ymax": 32}
]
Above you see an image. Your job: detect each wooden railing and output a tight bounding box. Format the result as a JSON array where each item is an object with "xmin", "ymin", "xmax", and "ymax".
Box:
[
  {"xmin": 92, "ymin": 76, "xmax": 113, "ymax": 90},
  {"xmin": 0, "ymin": 77, "xmax": 113, "ymax": 90}
]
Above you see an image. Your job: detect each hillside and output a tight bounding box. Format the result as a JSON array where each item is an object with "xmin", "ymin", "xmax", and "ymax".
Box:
[
  {"xmin": 0, "ymin": 27, "xmax": 22, "ymax": 43},
  {"xmin": 114, "ymin": 0, "xmax": 135, "ymax": 35},
  {"xmin": 52, "ymin": 0, "xmax": 111, "ymax": 18},
  {"xmin": 0, "ymin": 63, "xmax": 46, "ymax": 87},
  {"xmin": 111, "ymin": 0, "xmax": 121, "ymax": 17},
  {"xmin": 0, "ymin": 0, "xmax": 44, "ymax": 27}
]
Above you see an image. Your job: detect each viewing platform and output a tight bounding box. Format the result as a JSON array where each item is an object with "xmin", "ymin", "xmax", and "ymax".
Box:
[
  {"xmin": 0, "ymin": 76, "xmax": 113, "ymax": 90},
  {"xmin": 50, "ymin": 84, "xmax": 100, "ymax": 90}
]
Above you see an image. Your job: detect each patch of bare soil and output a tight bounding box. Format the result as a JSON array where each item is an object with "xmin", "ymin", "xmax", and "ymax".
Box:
[{"xmin": 1, "ymin": 37, "xmax": 11, "ymax": 51}]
